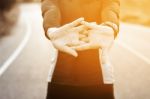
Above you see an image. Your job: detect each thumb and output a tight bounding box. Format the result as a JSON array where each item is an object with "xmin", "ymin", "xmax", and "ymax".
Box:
[
  {"xmin": 53, "ymin": 41, "xmax": 78, "ymax": 57},
  {"xmin": 72, "ymin": 43, "xmax": 100, "ymax": 51}
]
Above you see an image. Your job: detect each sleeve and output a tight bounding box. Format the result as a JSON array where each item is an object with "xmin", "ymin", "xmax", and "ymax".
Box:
[
  {"xmin": 101, "ymin": 0, "xmax": 120, "ymax": 37},
  {"xmin": 41, "ymin": 0, "xmax": 61, "ymax": 38}
]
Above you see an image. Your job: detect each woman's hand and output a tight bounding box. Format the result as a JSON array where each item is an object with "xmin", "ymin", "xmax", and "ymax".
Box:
[
  {"xmin": 47, "ymin": 19, "xmax": 115, "ymax": 57},
  {"xmin": 47, "ymin": 18, "xmax": 86, "ymax": 57},
  {"xmin": 72, "ymin": 21, "xmax": 115, "ymax": 51}
]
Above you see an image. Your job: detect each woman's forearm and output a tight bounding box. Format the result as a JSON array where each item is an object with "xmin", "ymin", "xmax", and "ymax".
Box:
[
  {"xmin": 101, "ymin": 0, "xmax": 120, "ymax": 37},
  {"xmin": 41, "ymin": 0, "xmax": 61, "ymax": 38}
]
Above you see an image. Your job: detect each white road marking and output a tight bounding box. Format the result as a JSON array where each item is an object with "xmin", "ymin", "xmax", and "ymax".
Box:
[
  {"xmin": 117, "ymin": 41, "xmax": 150, "ymax": 65},
  {"xmin": 0, "ymin": 15, "xmax": 31, "ymax": 76}
]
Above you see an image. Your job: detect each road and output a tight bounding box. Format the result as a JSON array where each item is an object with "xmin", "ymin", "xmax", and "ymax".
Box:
[{"xmin": 0, "ymin": 3, "xmax": 150, "ymax": 99}]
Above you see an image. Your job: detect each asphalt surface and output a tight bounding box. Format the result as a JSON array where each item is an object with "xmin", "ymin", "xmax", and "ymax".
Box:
[{"xmin": 0, "ymin": 3, "xmax": 150, "ymax": 99}]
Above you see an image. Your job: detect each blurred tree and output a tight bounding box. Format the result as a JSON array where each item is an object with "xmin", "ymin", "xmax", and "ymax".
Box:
[
  {"xmin": 0, "ymin": 0, "xmax": 19, "ymax": 37},
  {"xmin": 0, "ymin": 0, "xmax": 17, "ymax": 11},
  {"xmin": 121, "ymin": 0, "xmax": 150, "ymax": 26}
]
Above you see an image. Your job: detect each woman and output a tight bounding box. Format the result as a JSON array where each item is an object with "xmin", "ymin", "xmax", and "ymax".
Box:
[{"xmin": 41, "ymin": 0, "xmax": 120, "ymax": 99}]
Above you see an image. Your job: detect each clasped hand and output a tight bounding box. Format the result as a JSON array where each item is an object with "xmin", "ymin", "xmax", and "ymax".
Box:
[{"xmin": 47, "ymin": 18, "xmax": 114, "ymax": 57}]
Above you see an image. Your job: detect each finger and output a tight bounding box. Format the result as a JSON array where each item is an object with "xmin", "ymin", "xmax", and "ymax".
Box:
[
  {"xmin": 80, "ymin": 37, "xmax": 89, "ymax": 43},
  {"xmin": 72, "ymin": 25, "xmax": 87, "ymax": 32},
  {"xmin": 61, "ymin": 17, "xmax": 84, "ymax": 30},
  {"xmin": 68, "ymin": 17, "xmax": 84, "ymax": 27},
  {"xmin": 66, "ymin": 40, "xmax": 86, "ymax": 47},
  {"xmin": 67, "ymin": 32, "xmax": 81, "ymax": 46},
  {"xmin": 79, "ymin": 34, "xmax": 87, "ymax": 39},
  {"xmin": 80, "ymin": 30, "xmax": 89, "ymax": 35},
  {"xmin": 78, "ymin": 41, "xmax": 87, "ymax": 45},
  {"xmin": 90, "ymin": 22, "xmax": 97, "ymax": 25},
  {"xmin": 72, "ymin": 43, "xmax": 100, "ymax": 51},
  {"xmin": 53, "ymin": 42, "xmax": 78, "ymax": 57},
  {"xmin": 72, "ymin": 25, "xmax": 89, "ymax": 37},
  {"xmin": 47, "ymin": 28, "xmax": 58, "ymax": 39},
  {"xmin": 72, "ymin": 43, "xmax": 92, "ymax": 51},
  {"xmin": 81, "ymin": 21, "xmax": 98, "ymax": 29},
  {"xmin": 66, "ymin": 40, "xmax": 81, "ymax": 47}
]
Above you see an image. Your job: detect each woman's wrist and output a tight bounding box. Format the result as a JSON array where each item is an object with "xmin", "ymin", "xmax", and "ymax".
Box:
[
  {"xmin": 101, "ymin": 22, "xmax": 119, "ymax": 38},
  {"xmin": 47, "ymin": 27, "xmax": 58, "ymax": 40}
]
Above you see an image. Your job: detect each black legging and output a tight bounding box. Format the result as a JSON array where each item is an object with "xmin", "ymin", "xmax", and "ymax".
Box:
[{"xmin": 46, "ymin": 82, "xmax": 114, "ymax": 99}]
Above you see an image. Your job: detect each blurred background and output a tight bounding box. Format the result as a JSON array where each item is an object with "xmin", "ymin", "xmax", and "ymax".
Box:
[
  {"xmin": 121, "ymin": 0, "xmax": 150, "ymax": 26},
  {"xmin": 0, "ymin": 0, "xmax": 150, "ymax": 99}
]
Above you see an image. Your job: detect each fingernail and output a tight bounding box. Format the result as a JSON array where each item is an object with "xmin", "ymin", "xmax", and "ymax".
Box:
[{"xmin": 73, "ymin": 52, "xmax": 78, "ymax": 57}]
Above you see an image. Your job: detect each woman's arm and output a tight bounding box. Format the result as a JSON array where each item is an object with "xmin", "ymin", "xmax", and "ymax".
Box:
[
  {"xmin": 41, "ymin": 0, "xmax": 61, "ymax": 38},
  {"xmin": 101, "ymin": 0, "xmax": 120, "ymax": 38}
]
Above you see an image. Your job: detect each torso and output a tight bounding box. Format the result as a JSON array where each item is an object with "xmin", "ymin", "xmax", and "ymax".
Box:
[{"xmin": 58, "ymin": 0, "xmax": 102, "ymax": 25}]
